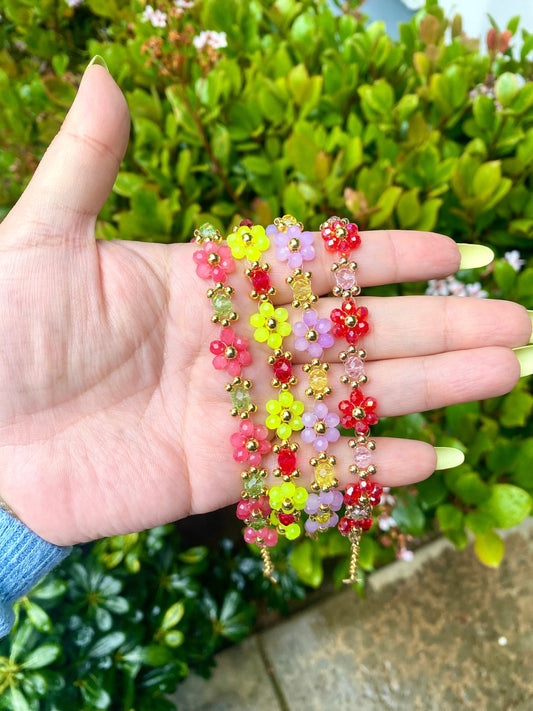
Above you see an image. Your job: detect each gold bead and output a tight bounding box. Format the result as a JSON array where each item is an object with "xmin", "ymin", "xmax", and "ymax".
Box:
[
  {"xmin": 288, "ymin": 237, "xmax": 301, "ymax": 251},
  {"xmin": 207, "ymin": 252, "xmax": 220, "ymax": 265},
  {"xmin": 281, "ymin": 410, "xmax": 292, "ymax": 422},
  {"xmin": 225, "ymin": 346, "xmax": 237, "ymax": 359},
  {"xmin": 246, "ymin": 438, "xmax": 259, "ymax": 452},
  {"xmin": 345, "ymin": 315, "xmax": 356, "ymax": 328},
  {"xmin": 267, "ymin": 318, "xmax": 277, "ymax": 330},
  {"xmin": 306, "ymin": 329, "xmax": 318, "ymax": 342},
  {"xmin": 315, "ymin": 422, "xmax": 327, "ymax": 435},
  {"xmin": 242, "ymin": 232, "xmax": 253, "ymax": 243},
  {"xmin": 352, "ymin": 407, "xmax": 365, "ymax": 419}
]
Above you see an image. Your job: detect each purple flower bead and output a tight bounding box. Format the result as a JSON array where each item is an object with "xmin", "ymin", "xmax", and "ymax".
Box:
[
  {"xmin": 304, "ymin": 489, "xmax": 343, "ymax": 532},
  {"xmin": 267, "ymin": 224, "xmax": 315, "ymax": 269},
  {"xmin": 293, "ymin": 309, "xmax": 334, "ymax": 358},
  {"xmin": 301, "ymin": 402, "xmax": 340, "ymax": 452}
]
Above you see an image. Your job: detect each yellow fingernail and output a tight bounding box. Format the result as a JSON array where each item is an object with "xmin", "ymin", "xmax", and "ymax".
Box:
[
  {"xmin": 457, "ymin": 243, "xmax": 494, "ymax": 270},
  {"xmin": 434, "ymin": 447, "xmax": 465, "ymax": 470},
  {"xmin": 86, "ymin": 55, "xmax": 109, "ymax": 72},
  {"xmin": 527, "ymin": 311, "xmax": 533, "ymax": 345},
  {"xmin": 514, "ymin": 345, "xmax": 533, "ymax": 377}
]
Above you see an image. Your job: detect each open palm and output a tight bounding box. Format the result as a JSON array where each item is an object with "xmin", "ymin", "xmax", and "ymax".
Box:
[{"xmin": 0, "ymin": 65, "xmax": 530, "ymax": 547}]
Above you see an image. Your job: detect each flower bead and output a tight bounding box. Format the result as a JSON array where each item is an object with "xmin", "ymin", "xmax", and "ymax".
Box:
[
  {"xmin": 301, "ymin": 402, "xmax": 340, "ymax": 452},
  {"xmin": 265, "ymin": 391, "xmax": 304, "ymax": 440},
  {"xmin": 338, "ymin": 388, "xmax": 378, "ymax": 435},
  {"xmin": 269, "ymin": 481, "xmax": 308, "ymax": 540},
  {"xmin": 227, "ymin": 224, "xmax": 270, "ymax": 262},
  {"xmin": 330, "ymin": 299, "xmax": 369, "ymax": 344},
  {"xmin": 250, "ymin": 301, "xmax": 292, "ymax": 349},
  {"xmin": 266, "ymin": 223, "xmax": 315, "ymax": 269},
  {"xmin": 293, "ymin": 309, "xmax": 334, "ymax": 358},
  {"xmin": 320, "ymin": 216, "xmax": 361, "ymax": 256},
  {"xmin": 210, "ymin": 327, "xmax": 252, "ymax": 377},
  {"xmin": 193, "ymin": 240, "xmax": 235, "ymax": 282},
  {"xmin": 230, "ymin": 420, "xmax": 271, "ymax": 466},
  {"xmin": 304, "ymin": 489, "xmax": 344, "ymax": 534}
]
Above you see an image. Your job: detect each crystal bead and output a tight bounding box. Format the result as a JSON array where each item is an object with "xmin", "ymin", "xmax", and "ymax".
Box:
[
  {"xmin": 353, "ymin": 446, "xmax": 372, "ymax": 468},
  {"xmin": 314, "ymin": 461, "xmax": 336, "ymax": 487},
  {"xmin": 308, "ymin": 365, "xmax": 328, "ymax": 394},
  {"xmin": 197, "ymin": 223, "xmax": 219, "ymax": 242},
  {"xmin": 212, "ymin": 293, "xmax": 233, "ymax": 317},
  {"xmin": 291, "ymin": 273, "xmax": 313, "ymax": 303},
  {"xmin": 335, "ymin": 267, "xmax": 357, "ymax": 291},
  {"xmin": 344, "ymin": 355, "xmax": 365, "ymax": 380},
  {"xmin": 272, "ymin": 356, "xmax": 292, "ymax": 383},
  {"xmin": 249, "ymin": 266, "xmax": 271, "ymax": 294},
  {"xmin": 277, "ymin": 446, "xmax": 297, "ymax": 475},
  {"xmin": 231, "ymin": 386, "xmax": 250, "ymax": 411},
  {"xmin": 278, "ymin": 512, "xmax": 295, "ymax": 526},
  {"xmin": 244, "ymin": 472, "xmax": 264, "ymax": 497}
]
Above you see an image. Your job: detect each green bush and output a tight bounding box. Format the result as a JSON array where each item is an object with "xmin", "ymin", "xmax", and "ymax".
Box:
[{"xmin": 1, "ymin": 0, "xmax": 533, "ymax": 707}]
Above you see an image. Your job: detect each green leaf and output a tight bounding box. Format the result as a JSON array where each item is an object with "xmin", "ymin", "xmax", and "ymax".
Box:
[
  {"xmin": 480, "ymin": 484, "xmax": 532, "ymax": 528},
  {"xmin": 30, "ymin": 579, "xmax": 67, "ymax": 601},
  {"xmin": 290, "ymin": 539, "xmax": 324, "ymax": 588},
  {"xmin": 511, "ymin": 439, "xmax": 533, "ymax": 489},
  {"xmin": 396, "ymin": 189, "xmax": 421, "ymax": 229},
  {"xmin": 163, "ymin": 630, "xmax": 185, "ymax": 647},
  {"xmin": 473, "ymin": 94, "xmax": 495, "ymax": 131},
  {"xmin": 9, "ymin": 620, "xmax": 37, "ymax": 662},
  {"xmin": 22, "ymin": 644, "xmax": 61, "ymax": 670},
  {"xmin": 24, "ymin": 600, "xmax": 52, "ymax": 633},
  {"xmin": 500, "ymin": 389, "xmax": 533, "ymax": 428},
  {"xmin": 178, "ymin": 546, "xmax": 208, "ymax": 564},
  {"xmin": 391, "ymin": 500, "xmax": 426, "ymax": 536},
  {"xmin": 472, "ymin": 161, "xmax": 501, "ymax": 201},
  {"xmin": 465, "ymin": 510, "xmax": 496, "ymax": 535},
  {"xmin": 436, "ymin": 503, "xmax": 463, "ymax": 531},
  {"xmin": 474, "ymin": 530, "xmax": 504, "ymax": 568},
  {"xmin": 357, "ymin": 534, "xmax": 378, "ymax": 571},
  {"xmin": 368, "ymin": 186, "xmax": 402, "ymax": 228},
  {"xmin": 160, "ymin": 601, "xmax": 185, "ymax": 632},
  {"xmin": 113, "ymin": 172, "xmax": 145, "ymax": 198},
  {"xmin": 42, "ymin": 77, "xmax": 76, "ymax": 108},
  {"xmin": 122, "ymin": 644, "xmax": 174, "ymax": 667},
  {"xmin": 453, "ymin": 472, "xmax": 490, "ymax": 505},
  {"xmin": 493, "ymin": 260, "xmax": 517, "ymax": 293},
  {"xmin": 88, "ymin": 631, "xmax": 126, "ymax": 658},
  {"xmin": 495, "ymin": 72, "xmax": 520, "ymax": 108},
  {"xmin": 8, "ymin": 688, "xmax": 31, "ymax": 711},
  {"xmin": 416, "ymin": 473, "xmax": 448, "ymax": 510}
]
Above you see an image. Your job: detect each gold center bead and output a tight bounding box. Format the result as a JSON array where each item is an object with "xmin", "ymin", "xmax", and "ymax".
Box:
[
  {"xmin": 225, "ymin": 346, "xmax": 237, "ymax": 359},
  {"xmin": 246, "ymin": 438, "xmax": 259, "ymax": 452},
  {"xmin": 267, "ymin": 318, "xmax": 278, "ymax": 330},
  {"xmin": 352, "ymin": 407, "xmax": 365, "ymax": 420},
  {"xmin": 345, "ymin": 315, "xmax": 356, "ymax": 328},
  {"xmin": 306, "ymin": 329, "xmax": 318, "ymax": 342},
  {"xmin": 281, "ymin": 410, "xmax": 292, "ymax": 422},
  {"xmin": 315, "ymin": 421, "xmax": 327, "ymax": 435},
  {"xmin": 335, "ymin": 226, "xmax": 348, "ymax": 239},
  {"xmin": 207, "ymin": 252, "xmax": 220, "ymax": 264},
  {"xmin": 242, "ymin": 232, "xmax": 253, "ymax": 243},
  {"xmin": 288, "ymin": 237, "xmax": 301, "ymax": 251}
]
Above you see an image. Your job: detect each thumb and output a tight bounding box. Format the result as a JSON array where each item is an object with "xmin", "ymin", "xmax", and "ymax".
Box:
[{"xmin": 3, "ymin": 59, "xmax": 130, "ymax": 243}]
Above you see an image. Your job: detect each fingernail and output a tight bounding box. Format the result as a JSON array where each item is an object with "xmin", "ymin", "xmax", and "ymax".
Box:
[
  {"xmin": 514, "ymin": 345, "xmax": 533, "ymax": 377},
  {"xmin": 527, "ymin": 310, "xmax": 533, "ymax": 345},
  {"xmin": 434, "ymin": 447, "xmax": 465, "ymax": 470},
  {"xmin": 457, "ymin": 243, "xmax": 494, "ymax": 270},
  {"xmin": 86, "ymin": 55, "xmax": 109, "ymax": 72}
]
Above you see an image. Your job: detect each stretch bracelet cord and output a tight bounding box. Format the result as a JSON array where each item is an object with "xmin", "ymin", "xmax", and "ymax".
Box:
[
  {"xmin": 192, "ymin": 222, "xmax": 276, "ymax": 582},
  {"xmin": 320, "ymin": 216, "xmax": 384, "ymax": 584}
]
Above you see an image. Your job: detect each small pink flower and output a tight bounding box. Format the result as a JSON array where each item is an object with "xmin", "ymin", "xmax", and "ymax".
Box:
[
  {"xmin": 210, "ymin": 328, "xmax": 252, "ymax": 377},
  {"xmin": 230, "ymin": 420, "xmax": 271, "ymax": 466},
  {"xmin": 193, "ymin": 241, "xmax": 235, "ymax": 282}
]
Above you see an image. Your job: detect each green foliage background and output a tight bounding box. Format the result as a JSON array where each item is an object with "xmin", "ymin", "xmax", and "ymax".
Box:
[{"xmin": 1, "ymin": 0, "xmax": 533, "ymax": 708}]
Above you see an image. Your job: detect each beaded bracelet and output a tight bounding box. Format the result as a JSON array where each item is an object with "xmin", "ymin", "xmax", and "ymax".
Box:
[
  {"xmin": 193, "ymin": 222, "xmax": 277, "ymax": 582},
  {"xmin": 320, "ymin": 216, "xmax": 383, "ymax": 584},
  {"xmin": 227, "ymin": 218, "xmax": 310, "ymax": 547}
]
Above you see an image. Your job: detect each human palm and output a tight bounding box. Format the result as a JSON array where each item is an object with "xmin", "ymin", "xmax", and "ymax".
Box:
[{"xmin": 0, "ymin": 65, "xmax": 530, "ymax": 547}]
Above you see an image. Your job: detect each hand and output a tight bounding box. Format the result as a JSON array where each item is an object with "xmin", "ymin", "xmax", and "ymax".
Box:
[{"xmin": 0, "ymin": 65, "xmax": 530, "ymax": 546}]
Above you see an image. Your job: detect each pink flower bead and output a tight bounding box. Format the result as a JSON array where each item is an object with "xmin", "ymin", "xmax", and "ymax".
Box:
[
  {"xmin": 193, "ymin": 240, "xmax": 235, "ymax": 282},
  {"xmin": 210, "ymin": 327, "xmax": 252, "ymax": 377},
  {"xmin": 230, "ymin": 420, "xmax": 271, "ymax": 466}
]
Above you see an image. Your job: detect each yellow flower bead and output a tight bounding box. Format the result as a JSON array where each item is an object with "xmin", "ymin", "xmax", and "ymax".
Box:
[{"xmin": 227, "ymin": 225, "xmax": 270, "ymax": 262}]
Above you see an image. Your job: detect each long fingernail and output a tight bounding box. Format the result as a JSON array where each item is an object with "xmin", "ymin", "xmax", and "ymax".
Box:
[
  {"xmin": 434, "ymin": 447, "xmax": 465, "ymax": 470},
  {"xmin": 86, "ymin": 55, "xmax": 109, "ymax": 72},
  {"xmin": 457, "ymin": 243, "xmax": 494, "ymax": 269},
  {"xmin": 527, "ymin": 311, "xmax": 533, "ymax": 344},
  {"xmin": 514, "ymin": 345, "xmax": 533, "ymax": 377}
]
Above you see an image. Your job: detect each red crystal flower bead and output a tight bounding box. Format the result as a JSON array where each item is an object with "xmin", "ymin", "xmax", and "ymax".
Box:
[
  {"xmin": 276, "ymin": 444, "xmax": 298, "ymax": 478},
  {"xmin": 338, "ymin": 389, "xmax": 379, "ymax": 434},
  {"xmin": 321, "ymin": 218, "xmax": 361, "ymax": 256},
  {"xmin": 330, "ymin": 299, "xmax": 369, "ymax": 344},
  {"xmin": 210, "ymin": 327, "xmax": 252, "ymax": 377},
  {"xmin": 344, "ymin": 480, "xmax": 383, "ymax": 507},
  {"xmin": 248, "ymin": 265, "xmax": 271, "ymax": 295}
]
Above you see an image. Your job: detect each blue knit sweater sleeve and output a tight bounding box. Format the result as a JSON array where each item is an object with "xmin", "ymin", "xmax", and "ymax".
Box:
[{"xmin": 0, "ymin": 508, "xmax": 72, "ymax": 638}]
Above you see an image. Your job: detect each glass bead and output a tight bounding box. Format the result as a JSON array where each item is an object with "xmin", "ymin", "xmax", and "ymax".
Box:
[
  {"xmin": 353, "ymin": 446, "xmax": 372, "ymax": 468},
  {"xmin": 285, "ymin": 523, "xmax": 300, "ymax": 540},
  {"xmin": 244, "ymin": 472, "xmax": 264, "ymax": 497},
  {"xmin": 212, "ymin": 293, "xmax": 233, "ymax": 317},
  {"xmin": 291, "ymin": 274, "xmax": 314, "ymax": 303},
  {"xmin": 308, "ymin": 366, "xmax": 328, "ymax": 394},
  {"xmin": 335, "ymin": 267, "xmax": 357, "ymax": 291},
  {"xmin": 315, "ymin": 461, "xmax": 336, "ymax": 488},
  {"xmin": 197, "ymin": 223, "xmax": 219, "ymax": 242},
  {"xmin": 344, "ymin": 355, "xmax": 365, "ymax": 380},
  {"xmin": 231, "ymin": 386, "xmax": 250, "ymax": 411}
]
